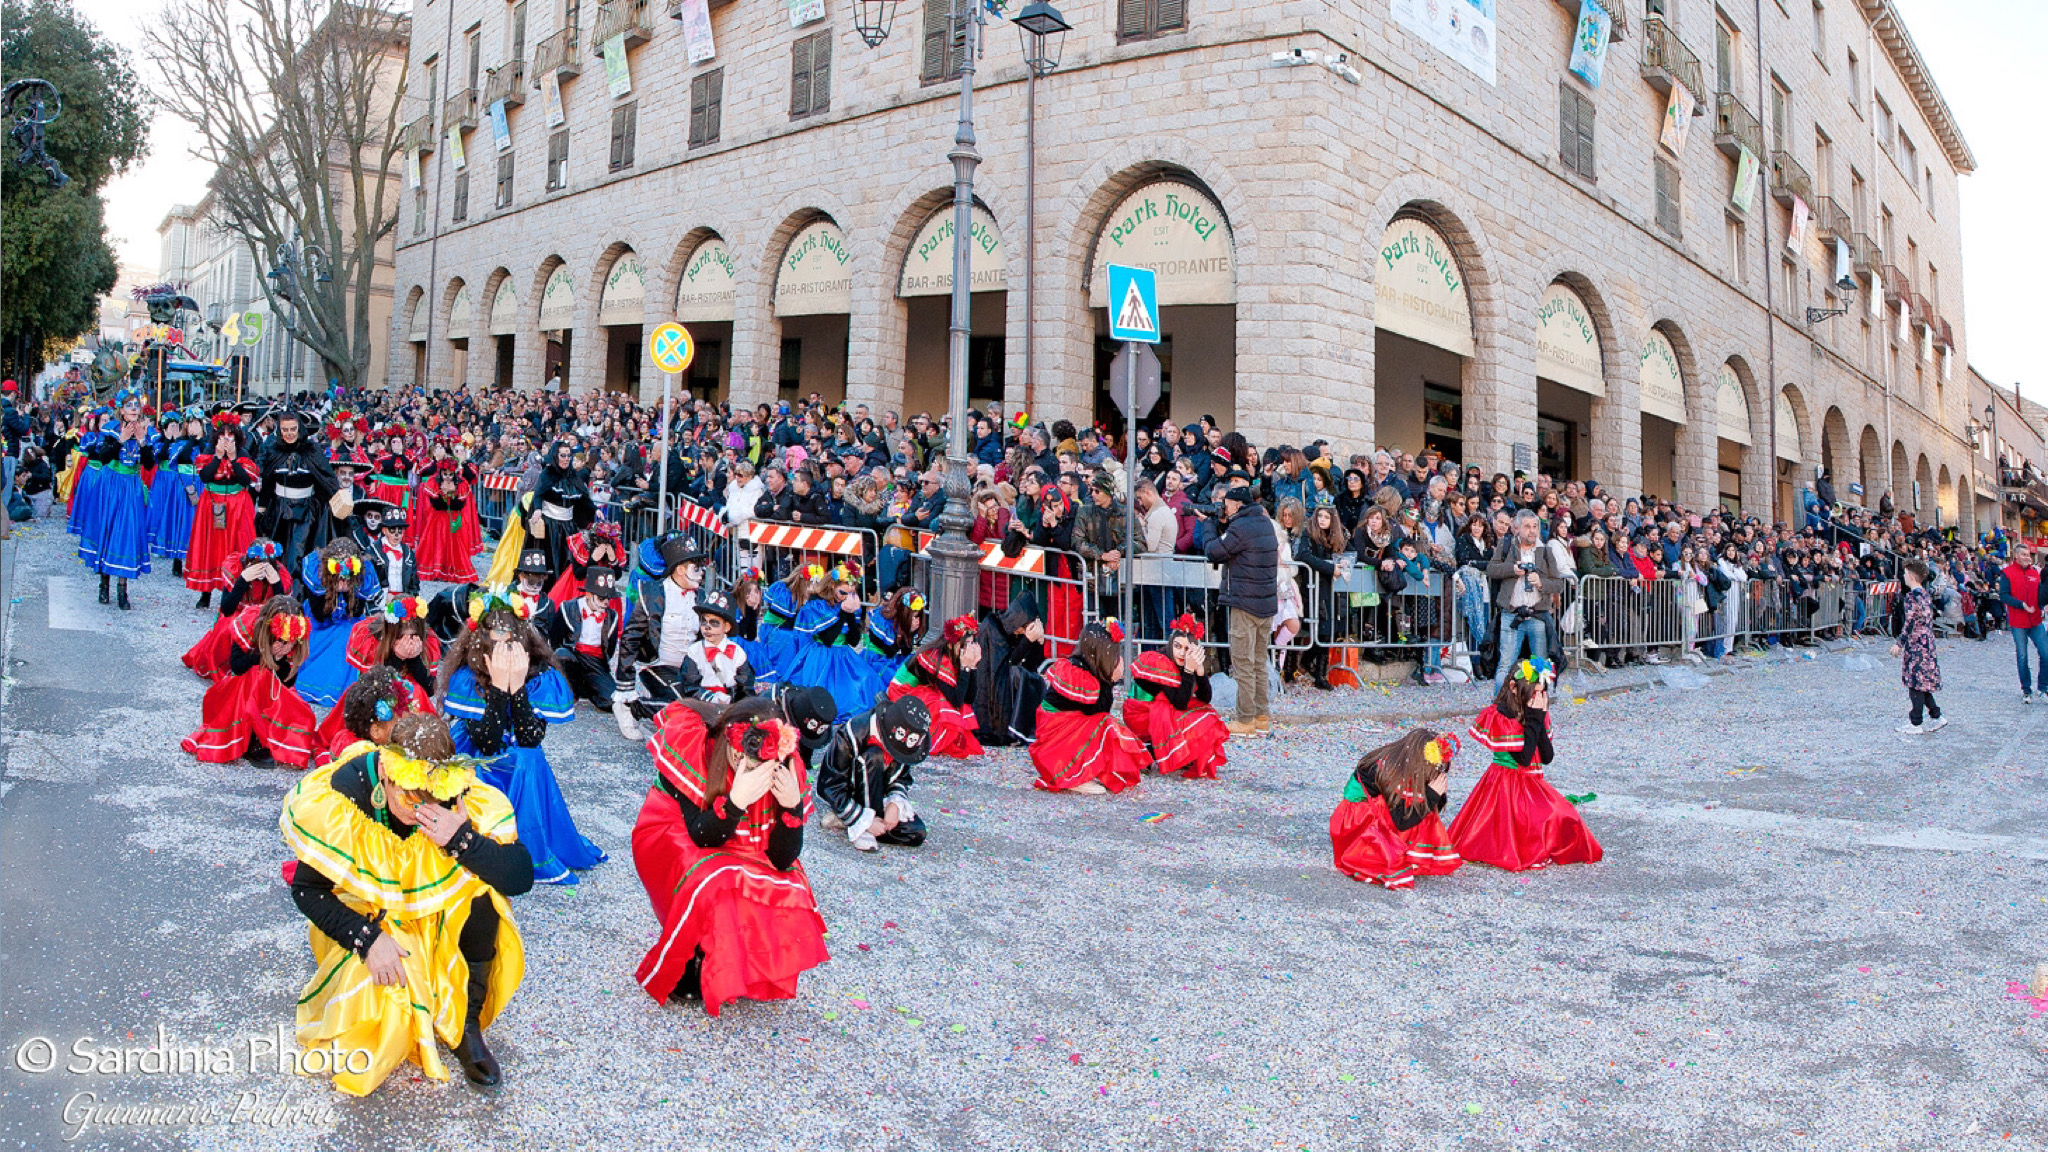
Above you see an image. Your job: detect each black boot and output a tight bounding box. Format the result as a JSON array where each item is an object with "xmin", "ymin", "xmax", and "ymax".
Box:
[
  {"xmin": 244, "ymin": 736, "xmax": 276, "ymax": 768},
  {"xmin": 171, "ymin": 559, "xmax": 183, "ymax": 578},
  {"xmin": 453, "ymin": 959, "xmax": 501, "ymax": 1086},
  {"xmin": 196, "ymin": 590, "xmax": 212, "ymax": 610},
  {"xmin": 98, "ymin": 574, "xmax": 110, "ymax": 604},
  {"xmin": 668, "ymin": 949, "xmax": 706, "ymax": 1004},
  {"xmin": 116, "ymin": 580, "xmax": 131, "ymax": 611},
  {"xmin": 1309, "ymin": 648, "xmax": 1334, "ymax": 691}
]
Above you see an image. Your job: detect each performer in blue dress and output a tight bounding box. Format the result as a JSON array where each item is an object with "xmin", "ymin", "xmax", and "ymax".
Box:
[
  {"xmin": 440, "ymin": 588, "xmax": 606, "ymax": 885},
  {"xmin": 149, "ymin": 409, "xmax": 204, "ymax": 577},
  {"xmin": 294, "ymin": 539, "xmax": 383, "ymax": 708},
  {"xmin": 850, "ymin": 587, "xmax": 927, "ymax": 715},
  {"xmin": 785, "ymin": 561, "xmax": 874, "ymax": 720},
  {"xmin": 68, "ymin": 405, "xmax": 112, "ymax": 542},
  {"xmin": 82, "ymin": 389, "xmax": 158, "ymax": 610},
  {"xmin": 745, "ymin": 571, "xmax": 807, "ymax": 685}
]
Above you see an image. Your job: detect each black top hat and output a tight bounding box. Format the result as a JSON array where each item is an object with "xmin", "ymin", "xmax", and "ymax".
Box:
[
  {"xmin": 779, "ymin": 685, "xmax": 838, "ymax": 750},
  {"xmin": 660, "ymin": 534, "xmax": 710, "ymax": 572},
  {"xmin": 516, "ymin": 548, "xmax": 551, "ymax": 576},
  {"xmin": 583, "ymin": 565, "xmax": 619, "ymax": 597},
  {"xmin": 695, "ymin": 588, "xmax": 738, "ymax": 624}
]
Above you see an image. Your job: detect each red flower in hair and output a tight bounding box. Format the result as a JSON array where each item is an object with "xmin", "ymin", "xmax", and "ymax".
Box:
[
  {"xmin": 1101, "ymin": 618, "xmax": 1126, "ymax": 644},
  {"xmin": 268, "ymin": 613, "xmax": 310, "ymax": 644},
  {"xmin": 1169, "ymin": 612, "xmax": 1205, "ymax": 642},
  {"xmin": 725, "ymin": 719, "xmax": 800, "ymax": 763},
  {"xmin": 942, "ymin": 615, "xmax": 976, "ymax": 646}
]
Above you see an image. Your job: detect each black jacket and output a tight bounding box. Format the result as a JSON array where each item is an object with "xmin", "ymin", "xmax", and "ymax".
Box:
[
  {"xmin": 814, "ymin": 714, "xmax": 915, "ymax": 832},
  {"xmin": 1201, "ymin": 504, "xmax": 1280, "ymax": 619}
]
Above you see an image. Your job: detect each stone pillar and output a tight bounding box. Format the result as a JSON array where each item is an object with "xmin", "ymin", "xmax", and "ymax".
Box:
[
  {"xmin": 1675, "ymin": 398, "xmax": 1718, "ymax": 511},
  {"xmin": 846, "ymin": 267, "xmax": 906, "ymax": 415},
  {"xmin": 1464, "ymin": 333, "xmax": 1537, "ymax": 481},
  {"xmin": 1233, "ymin": 231, "xmax": 1374, "ymax": 452},
  {"xmin": 728, "ymin": 264, "xmax": 779, "ymax": 411},
  {"xmin": 567, "ymin": 309, "xmax": 605, "ymax": 397}
]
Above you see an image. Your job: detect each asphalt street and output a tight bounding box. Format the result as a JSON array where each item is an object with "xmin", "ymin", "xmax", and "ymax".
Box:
[{"xmin": 1, "ymin": 519, "xmax": 2043, "ymax": 1151}]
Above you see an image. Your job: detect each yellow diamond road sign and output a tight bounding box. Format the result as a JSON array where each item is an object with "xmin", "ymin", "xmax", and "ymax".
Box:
[{"xmin": 648, "ymin": 322, "xmax": 694, "ymax": 373}]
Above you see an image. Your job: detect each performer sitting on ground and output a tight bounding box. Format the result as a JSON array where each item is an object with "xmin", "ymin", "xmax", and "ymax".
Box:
[
  {"xmin": 885, "ymin": 614, "xmax": 984, "ymax": 759},
  {"xmin": 1031, "ymin": 621, "xmax": 1148, "ymax": 794},
  {"xmin": 1329, "ymin": 729, "xmax": 1463, "ymax": 888},
  {"xmin": 295, "ymin": 540, "xmax": 383, "ymax": 709},
  {"xmin": 632, "ymin": 699, "xmax": 828, "ymax": 1015},
  {"xmin": 315, "ymin": 597, "xmax": 439, "ymax": 758},
  {"xmin": 614, "ymin": 537, "xmax": 711, "ymax": 740},
  {"xmin": 281, "ymin": 712, "xmax": 532, "ymax": 1095},
  {"xmin": 1123, "ymin": 614, "xmax": 1230, "ymax": 780},
  {"xmin": 852, "ymin": 587, "xmax": 928, "ymax": 709},
  {"xmin": 538, "ymin": 565, "xmax": 624, "ymax": 713},
  {"xmin": 441, "ymin": 588, "xmax": 606, "ymax": 885},
  {"xmin": 1449, "ymin": 658, "xmax": 1604, "ymax": 871},
  {"xmin": 309, "ymin": 664, "xmax": 417, "ymax": 771},
  {"xmin": 183, "ymin": 539, "xmax": 291, "ymax": 681},
  {"xmin": 360, "ymin": 501, "xmax": 419, "ymax": 597},
  {"xmin": 182, "ymin": 594, "xmax": 317, "ymax": 769},
  {"xmin": 971, "ymin": 593, "xmax": 1049, "ymax": 747},
  {"xmin": 783, "ymin": 561, "xmax": 872, "ymax": 720},
  {"xmin": 682, "ymin": 590, "xmax": 755, "ymax": 706},
  {"xmin": 545, "ymin": 521, "xmax": 625, "ymax": 603},
  {"xmin": 817, "ymin": 695, "xmax": 932, "ymax": 852}
]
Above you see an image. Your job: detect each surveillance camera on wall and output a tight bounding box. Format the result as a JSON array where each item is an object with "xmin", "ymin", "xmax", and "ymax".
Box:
[{"xmin": 1270, "ymin": 47, "xmax": 1318, "ymax": 66}]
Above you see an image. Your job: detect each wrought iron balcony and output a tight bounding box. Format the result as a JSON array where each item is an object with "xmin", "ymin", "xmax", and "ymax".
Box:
[
  {"xmin": 533, "ymin": 26, "xmax": 582, "ymax": 80},
  {"xmin": 1907, "ymin": 292, "xmax": 1932, "ymax": 330},
  {"xmin": 593, "ymin": 0, "xmax": 654, "ymax": 49},
  {"xmin": 442, "ymin": 88, "xmax": 479, "ymax": 131},
  {"xmin": 484, "ymin": 60, "xmax": 527, "ymax": 109},
  {"xmin": 1769, "ymin": 150, "xmax": 1811, "ymax": 207},
  {"xmin": 1640, "ymin": 17, "xmax": 1705, "ymax": 102},
  {"xmin": 1813, "ymin": 196, "xmax": 1849, "ymax": 242},
  {"xmin": 1935, "ymin": 317, "xmax": 1954, "ymax": 349},
  {"xmin": 1713, "ymin": 92, "xmax": 1763, "ymax": 160},
  {"xmin": 400, "ymin": 113, "xmax": 436, "ymax": 153},
  {"xmin": 1851, "ymin": 233, "xmax": 1882, "ymax": 276},
  {"xmin": 1879, "ymin": 265, "xmax": 1910, "ymax": 305}
]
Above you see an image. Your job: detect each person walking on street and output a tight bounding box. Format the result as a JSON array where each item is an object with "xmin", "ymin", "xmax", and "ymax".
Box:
[
  {"xmin": 1202, "ymin": 484, "xmax": 1278, "ymax": 737},
  {"xmin": 1891, "ymin": 557, "xmax": 1946, "ymax": 735},
  {"xmin": 1998, "ymin": 543, "xmax": 2048, "ymax": 703}
]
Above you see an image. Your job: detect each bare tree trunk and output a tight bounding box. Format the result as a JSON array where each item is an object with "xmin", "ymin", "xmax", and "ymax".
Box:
[{"xmin": 147, "ymin": 0, "xmax": 406, "ymax": 393}]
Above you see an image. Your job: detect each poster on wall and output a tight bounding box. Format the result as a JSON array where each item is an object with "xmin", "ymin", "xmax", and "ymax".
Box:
[
  {"xmin": 1730, "ymin": 146, "xmax": 1760, "ymax": 214},
  {"xmin": 542, "ymin": 69, "xmax": 565, "ymax": 127},
  {"xmin": 446, "ymin": 126, "xmax": 466, "ymax": 170},
  {"xmin": 1568, "ymin": 0, "xmax": 1611, "ymax": 88},
  {"xmin": 603, "ymin": 34, "xmax": 632, "ymax": 98},
  {"xmin": 787, "ymin": 0, "xmax": 826, "ymax": 27},
  {"xmin": 405, "ymin": 146, "xmax": 421, "ymax": 189},
  {"xmin": 1391, "ymin": 0, "xmax": 1497, "ymax": 86},
  {"xmin": 489, "ymin": 99, "xmax": 512, "ymax": 152},
  {"xmin": 1786, "ymin": 196, "xmax": 1810, "ymax": 255},
  {"xmin": 1660, "ymin": 82, "xmax": 1695, "ymax": 153},
  {"xmin": 679, "ymin": 0, "xmax": 717, "ymax": 62}
]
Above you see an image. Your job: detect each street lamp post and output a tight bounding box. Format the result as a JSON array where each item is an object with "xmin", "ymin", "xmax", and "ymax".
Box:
[
  {"xmin": 851, "ymin": 0, "xmax": 1068, "ymax": 628},
  {"xmin": 1015, "ymin": 3, "xmax": 1070, "ymax": 421},
  {"xmin": 267, "ymin": 229, "xmax": 330, "ymax": 403}
]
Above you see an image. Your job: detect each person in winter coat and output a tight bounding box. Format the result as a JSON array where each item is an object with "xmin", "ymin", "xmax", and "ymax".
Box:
[
  {"xmin": 816, "ymin": 695, "xmax": 932, "ymax": 852},
  {"xmin": 1200, "ymin": 485, "xmax": 1279, "ymax": 737}
]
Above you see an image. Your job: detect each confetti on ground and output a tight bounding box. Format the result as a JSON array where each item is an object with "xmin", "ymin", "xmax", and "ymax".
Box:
[{"xmin": 1139, "ymin": 812, "xmax": 1172, "ymax": 824}]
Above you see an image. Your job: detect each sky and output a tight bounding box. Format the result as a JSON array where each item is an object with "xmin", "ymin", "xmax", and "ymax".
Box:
[{"xmin": 84, "ymin": 0, "xmax": 2041, "ymax": 403}]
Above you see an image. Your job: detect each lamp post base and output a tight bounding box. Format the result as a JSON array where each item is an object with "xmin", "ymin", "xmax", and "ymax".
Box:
[{"xmin": 925, "ymin": 452, "xmax": 981, "ymax": 627}]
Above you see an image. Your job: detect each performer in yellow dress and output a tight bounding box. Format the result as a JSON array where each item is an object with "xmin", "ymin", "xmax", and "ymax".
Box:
[{"xmin": 279, "ymin": 713, "xmax": 533, "ymax": 1096}]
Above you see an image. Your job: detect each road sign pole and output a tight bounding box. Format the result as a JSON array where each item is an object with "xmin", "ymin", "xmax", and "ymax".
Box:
[
  {"xmin": 646, "ymin": 322, "xmax": 695, "ymax": 540},
  {"xmin": 658, "ymin": 369, "xmax": 674, "ymax": 536},
  {"xmin": 1121, "ymin": 338, "xmax": 1138, "ymax": 692}
]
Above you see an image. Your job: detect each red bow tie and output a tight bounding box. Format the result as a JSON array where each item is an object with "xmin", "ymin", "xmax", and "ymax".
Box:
[{"xmin": 704, "ymin": 642, "xmax": 734, "ymax": 663}]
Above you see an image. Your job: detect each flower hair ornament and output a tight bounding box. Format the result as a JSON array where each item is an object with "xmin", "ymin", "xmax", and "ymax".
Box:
[
  {"xmin": 383, "ymin": 596, "xmax": 428, "ymax": 624},
  {"xmin": 1422, "ymin": 732, "xmax": 1461, "ymax": 767},
  {"xmin": 245, "ymin": 539, "xmax": 283, "ymax": 562},
  {"xmin": 941, "ymin": 614, "xmax": 976, "ymax": 646},
  {"xmin": 725, "ymin": 718, "xmax": 800, "ymax": 764},
  {"xmin": 113, "ymin": 386, "xmax": 144, "ymax": 409},
  {"xmin": 378, "ymin": 751, "xmax": 485, "ymax": 805},
  {"xmin": 739, "ymin": 566, "xmax": 765, "ymax": 585},
  {"xmin": 1100, "ymin": 618, "xmax": 1126, "ymax": 644},
  {"xmin": 324, "ymin": 554, "xmax": 364, "ymax": 579},
  {"xmin": 210, "ymin": 410, "xmax": 241, "ymax": 431},
  {"xmin": 466, "ymin": 585, "xmax": 536, "ymax": 630},
  {"xmin": 801, "ymin": 563, "xmax": 826, "ymax": 582},
  {"xmin": 829, "ymin": 560, "xmax": 862, "ymax": 584},
  {"xmin": 1169, "ymin": 612, "xmax": 1205, "ymax": 642},
  {"xmin": 1514, "ymin": 657, "xmax": 1556, "ymax": 686},
  {"xmin": 268, "ymin": 613, "xmax": 311, "ymax": 644},
  {"xmin": 902, "ymin": 591, "xmax": 927, "ymax": 614}
]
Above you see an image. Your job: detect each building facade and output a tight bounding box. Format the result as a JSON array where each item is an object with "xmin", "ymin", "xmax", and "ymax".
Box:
[{"xmin": 390, "ymin": 0, "xmax": 1978, "ymax": 526}]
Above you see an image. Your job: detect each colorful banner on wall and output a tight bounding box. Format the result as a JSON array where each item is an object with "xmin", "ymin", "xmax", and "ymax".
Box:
[
  {"xmin": 787, "ymin": 0, "xmax": 825, "ymax": 27},
  {"xmin": 489, "ymin": 99, "xmax": 512, "ymax": 152},
  {"xmin": 603, "ymin": 34, "xmax": 632, "ymax": 98},
  {"xmin": 1390, "ymin": 0, "xmax": 1497, "ymax": 86},
  {"xmin": 679, "ymin": 0, "xmax": 717, "ymax": 63},
  {"xmin": 1660, "ymin": 82, "xmax": 1695, "ymax": 153},
  {"xmin": 405, "ymin": 146, "xmax": 421, "ymax": 189},
  {"xmin": 1730, "ymin": 147, "xmax": 1760, "ymax": 214},
  {"xmin": 446, "ymin": 126, "xmax": 466, "ymax": 170},
  {"xmin": 1785, "ymin": 196, "xmax": 1810, "ymax": 255},
  {"xmin": 542, "ymin": 69, "xmax": 565, "ymax": 127},
  {"xmin": 1568, "ymin": 0, "xmax": 1611, "ymax": 88}
]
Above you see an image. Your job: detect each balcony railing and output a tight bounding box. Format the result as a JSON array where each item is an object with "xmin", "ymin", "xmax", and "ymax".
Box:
[
  {"xmin": 1908, "ymin": 293, "xmax": 1932, "ymax": 330},
  {"xmin": 1640, "ymin": 17, "xmax": 1705, "ymax": 102},
  {"xmin": 400, "ymin": 113, "xmax": 436, "ymax": 153},
  {"xmin": 1813, "ymin": 196, "xmax": 1849, "ymax": 242},
  {"xmin": 592, "ymin": 0, "xmax": 654, "ymax": 49},
  {"xmin": 483, "ymin": 60, "xmax": 526, "ymax": 108},
  {"xmin": 1880, "ymin": 264, "xmax": 1910, "ymax": 305},
  {"xmin": 1768, "ymin": 150, "xmax": 1812, "ymax": 207},
  {"xmin": 533, "ymin": 26, "xmax": 582, "ymax": 80},
  {"xmin": 1935, "ymin": 317, "xmax": 1954, "ymax": 349},
  {"xmin": 1713, "ymin": 92, "xmax": 1763, "ymax": 160},
  {"xmin": 443, "ymin": 88, "xmax": 479, "ymax": 131},
  {"xmin": 1851, "ymin": 233, "xmax": 1882, "ymax": 276}
]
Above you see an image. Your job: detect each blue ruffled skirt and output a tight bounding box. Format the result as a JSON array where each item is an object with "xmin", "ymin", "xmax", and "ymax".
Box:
[
  {"xmin": 69, "ymin": 462, "xmax": 103, "ymax": 540},
  {"xmin": 744, "ymin": 624, "xmax": 804, "ymax": 685},
  {"xmin": 149, "ymin": 466, "xmax": 198, "ymax": 559},
  {"xmin": 448, "ymin": 668, "xmax": 606, "ymax": 885},
  {"xmin": 295, "ymin": 615, "xmax": 365, "ymax": 708},
  {"xmin": 86, "ymin": 472, "xmax": 151, "ymax": 579},
  {"xmin": 787, "ymin": 642, "xmax": 886, "ymax": 721}
]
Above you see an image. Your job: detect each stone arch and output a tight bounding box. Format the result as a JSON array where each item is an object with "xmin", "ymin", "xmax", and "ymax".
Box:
[
  {"xmin": 1890, "ymin": 440, "xmax": 1910, "ymax": 506},
  {"xmin": 530, "ymin": 255, "xmax": 569, "ymax": 314},
  {"xmin": 1859, "ymin": 425, "xmax": 1883, "ymax": 507},
  {"xmin": 1721, "ymin": 354, "xmax": 1770, "ymax": 514},
  {"xmin": 1057, "ymin": 146, "xmax": 1258, "ymax": 308},
  {"xmin": 401, "ymin": 284, "xmax": 427, "ymax": 340},
  {"xmin": 1645, "ymin": 318, "xmax": 1713, "ymax": 508},
  {"xmin": 659, "ymin": 226, "xmax": 730, "ymax": 317},
  {"xmin": 1937, "ymin": 463, "xmax": 1957, "ymax": 526},
  {"xmin": 590, "ymin": 240, "xmax": 645, "ymax": 323},
  {"xmin": 1914, "ymin": 453, "xmax": 1935, "ymax": 517},
  {"xmin": 1776, "ymin": 383, "xmax": 1813, "ymax": 465},
  {"xmin": 1821, "ymin": 406, "xmax": 1852, "ymax": 486}
]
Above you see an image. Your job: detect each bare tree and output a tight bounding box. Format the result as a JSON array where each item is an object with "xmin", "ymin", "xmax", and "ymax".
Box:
[{"xmin": 148, "ymin": 0, "xmax": 407, "ymax": 392}]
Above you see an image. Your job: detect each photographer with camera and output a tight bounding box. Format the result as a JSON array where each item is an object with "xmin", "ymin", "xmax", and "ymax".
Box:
[{"xmin": 1484, "ymin": 511, "xmax": 1566, "ymax": 690}]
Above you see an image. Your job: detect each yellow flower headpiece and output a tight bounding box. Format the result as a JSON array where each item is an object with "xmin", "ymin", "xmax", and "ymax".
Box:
[
  {"xmin": 380, "ymin": 751, "xmax": 485, "ymax": 802},
  {"xmin": 466, "ymin": 584, "xmax": 536, "ymax": 630}
]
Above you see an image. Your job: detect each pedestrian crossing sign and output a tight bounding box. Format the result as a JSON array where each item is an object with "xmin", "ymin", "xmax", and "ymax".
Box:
[{"xmin": 1107, "ymin": 264, "xmax": 1160, "ymax": 344}]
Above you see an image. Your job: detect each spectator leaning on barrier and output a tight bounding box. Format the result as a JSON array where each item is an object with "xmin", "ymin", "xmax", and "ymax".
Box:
[
  {"xmin": 1201, "ymin": 484, "xmax": 1279, "ymax": 737},
  {"xmin": 1487, "ymin": 511, "xmax": 1566, "ymax": 688}
]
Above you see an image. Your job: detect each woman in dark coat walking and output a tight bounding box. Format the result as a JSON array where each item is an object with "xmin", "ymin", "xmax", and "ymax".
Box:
[{"xmin": 1890, "ymin": 557, "xmax": 1945, "ymax": 735}]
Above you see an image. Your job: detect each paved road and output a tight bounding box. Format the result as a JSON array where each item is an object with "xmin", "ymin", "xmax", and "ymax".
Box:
[{"xmin": 2, "ymin": 521, "xmax": 2043, "ymax": 1151}]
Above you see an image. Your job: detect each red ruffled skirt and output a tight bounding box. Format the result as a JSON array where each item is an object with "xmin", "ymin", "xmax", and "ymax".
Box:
[
  {"xmin": 364, "ymin": 477, "xmax": 412, "ymax": 512},
  {"xmin": 1030, "ymin": 709, "xmax": 1147, "ymax": 792},
  {"xmin": 414, "ymin": 507, "xmax": 477, "ymax": 583},
  {"xmin": 181, "ymin": 667, "xmax": 318, "ymax": 768},
  {"xmin": 182, "ymin": 605, "xmax": 258, "ymax": 682},
  {"xmin": 1447, "ymin": 761, "xmax": 1603, "ymax": 872},
  {"xmin": 1045, "ymin": 583, "xmax": 1082, "ymax": 660},
  {"xmin": 630, "ymin": 787, "xmax": 828, "ymax": 1013},
  {"xmin": 1330, "ymin": 798, "xmax": 1462, "ymax": 888},
  {"xmin": 185, "ymin": 491, "xmax": 256, "ymax": 592},
  {"xmin": 886, "ymin": 682, "xmax": 985, "ymax": 759},
  {"xmin": 1123, "ymin": 698, "xmax": 1228, "ymax": 779}
]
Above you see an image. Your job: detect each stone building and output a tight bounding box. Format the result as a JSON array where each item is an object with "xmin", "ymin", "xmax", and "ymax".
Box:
[{"xmin": 390, "ymin": 0, "xmax": 1980, "ymax": 526}]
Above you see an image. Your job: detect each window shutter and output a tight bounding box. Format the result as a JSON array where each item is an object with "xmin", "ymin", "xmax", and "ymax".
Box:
[
  {"xmin": 1155, "ymin": 0, "xmax": 1186, "ymax": 31},
  {"xmin": 921, "ymin": 0, "xmax": 948, "ymax": 81},
  {"xmin": 791, "ymin": 35, "xmax": 813, "ymax": 119},
  {"xmin": 688, "ymin": 75, "xmax": 707, "ymax": 146},
  {"xmin": 705, "ymin": 70, "xmax": 722, "ymax": 144},
  {"xmin": 611, "ymin": 105, "xmax": 627, "ymax": 168},
  {"xmin": 1575, "ymin": 93, "xmax": 1596, "ymax": 178},
  {"xmin": 1558, "ymin": 84, "xmax": 1576, "ymax": 170},
  {"xmin": 811, "ymin": 32, "xmax": 831, "ymax": 113},
  {"xmin": 1118, "ymin": 0, "xmax": 1148, "ymax": 38},
  {"xmin": 622, "ymin": 102, "xmax": 636, "ymax": 165},
  {"xmin": 1655, "ymin": 160, "xmax": 1681, "ymax": 236}
]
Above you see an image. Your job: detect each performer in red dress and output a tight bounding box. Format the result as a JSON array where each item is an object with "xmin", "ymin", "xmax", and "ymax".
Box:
[
  {"xmin": 545, "ymin": 521, "xmax": 625, "ymax": 603},
  {"xmin": 631, "ymin": 699, "xmax": 828, "ymax": 1014},
  {"xmin": 883, "ymin": 614, "xmax": 984, "ymax": 759},
  {"xmin": 1031, "ymin": 622, "xmax": 1147, "ymax": 794},
  {"xmin": 414, "ymin": 470, "xmax": 479, "ymax": 583},
  {"xmin": 182, "ymin": 539, "xmax": 292, "ymax": 682},
  {"xmin": 182, "ymin": 594, "xmax": 319, "ymax": 769},
  {"xmin": 314, "ymin": 597, "xmax": 441, "ymax": 759},
  {"xmin": 1448, "ymin": 658, "xmax": 1603, "ymax": 871},
  {"xmin": 1123, "ymin": 614, "xmax": 1229, "ymax": 779},
  {"xmin": 1329, "ymin": 729, "xmax": 1463, "ymax": 888},
  {"xmin": 364, "ymin": 428, "xmax": 415, "ymax": 515},
  {"xmin": 186, "ymin": 415, "xmax": 260, "ymax": 609}
]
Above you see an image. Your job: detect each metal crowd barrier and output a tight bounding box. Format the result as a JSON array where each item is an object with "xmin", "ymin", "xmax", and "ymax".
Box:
[
  {"xmin": 475, "ymin": 477, "xmax": 515, "ymax": 539},
  {"xmin": 734, "ymin": 518, "xmax": 886, "ymax": 604},
  {"xmin": 1124, "ymin": 553, "xmax": 1318, "ymax": 663},
  {"xmin": 1571, "ymin": 575, "xmax": 1860, "ymax": 667},
  {"xmin": 1323, "ymin": 564, "xmax": 1453, "ymax": 672}
]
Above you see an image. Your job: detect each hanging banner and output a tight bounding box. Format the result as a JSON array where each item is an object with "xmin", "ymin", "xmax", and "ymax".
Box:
[
  {"xmin": 1374, "ymin": 217, "xmax": 1474, "ymax": 357},
  {"xmin": 787, "ymin": 0, "xmax": 826, "ymax": 27},
  {"xmin": 489, "ymin": 99, "xmax": 512, "ymax": 152},
  {"xmin": 1088, "ymin": 181, "xmax": 1236, "ymax": 308},
  {"xmin": 542, "ymin": 69, "xmax": 565, "ymax": 127},
  {"xmin": 405, "ymin": 146, "xmax": 421, "ymax": 189},
  {"xmin": 679, "ymin": 0, "xmax": 717, "ymax": 62},
  {"xmin": 603, "ymin": 34, "xmax": 632, "ymax": 98},
  {"xmin": 1638, "ymin": 330, "xmax": 1687, "ymax": 425},
  {"xmin": 1660, "ymin": 81, "xmax": 1695, "ymax": 154},
  {"xmin": 1730, "ymin": 147, "xmax": 1760, "ymax": 214},
  {"xmin": 1785, "ymin": 196, "xmax": 1810, "ymax": 255},
  {"xmin": 1832, "ymin": 237, "xmax": 1852, "ymax": 287},
  {"xmin": 1534, "ymin": 282, "xmax": 1604, "ymax": 397},
  {"xmin": 900, "ymin": 205, "xmax": 1008, "ymax": 296},
  {"xmin": 446, "ymin": 126, "xmax": 466, "ymax": 170},
  {"xmin": 1568, "ymin": 0, "xmax": 1612, "ymax": 88},
  {"xmin": 1390, "ymin": 0, "xmax": 1497, "ymax": 85}
]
